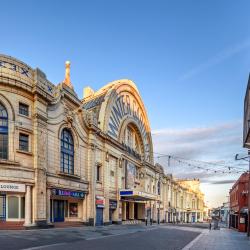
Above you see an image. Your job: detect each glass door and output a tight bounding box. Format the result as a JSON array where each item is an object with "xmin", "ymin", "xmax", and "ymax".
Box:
[{"xmin": 53, "ymin": 200, "xmax": 65, "ymax": 222}]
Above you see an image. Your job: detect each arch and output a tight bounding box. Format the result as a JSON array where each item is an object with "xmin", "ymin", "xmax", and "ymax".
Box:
[
  {"xmin": 60, "ymin": 128, "xmax": 74, "ymax": 174},
  {"xmin": 98, "ymin": 79, "xmax": 154, "ymax": 163}
]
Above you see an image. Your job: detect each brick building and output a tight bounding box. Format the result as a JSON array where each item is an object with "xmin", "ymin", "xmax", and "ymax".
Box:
[{"xmin": 229, "ymin": 172, "xmax": 249, "ymax": 232}]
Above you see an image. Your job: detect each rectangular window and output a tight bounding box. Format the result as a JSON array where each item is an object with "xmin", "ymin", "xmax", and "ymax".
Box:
[
  {"xmin": 8, "ymin": 196, "xmax": 19, "ymax": 219},
  {"xmin": 96, "ymin": 165, "xmax": 101, "ymax": 181},
  {"xmin": 0, "ymin": 134, "xmax": 8, "ymax": 159},
  {"xmin": 20, "ymin": 197, "xmax": 25, "ymax": 219},
  {"xmin": 19, "ymin": 103, "xmax": 29, "ymax": 116},
  {"xmin": 19, "ymin": 133, "xmax": 29, "ymax": 151}
]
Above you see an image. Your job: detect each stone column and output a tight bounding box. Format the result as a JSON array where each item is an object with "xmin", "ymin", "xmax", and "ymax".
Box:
[
  {"xmin": 24, "ymin": 185, "xmax": 32, "ymax": 226},
  {"xmin": 46, "ymin": 189, "xmax": 51, "ymax": 224},
  {"xmin": 129, "ymin": 202, "xmax": 134, "ymax": 220},
  {"xmin": 122, "ymin": 202, "xmax": 126, "ymax": 221}
]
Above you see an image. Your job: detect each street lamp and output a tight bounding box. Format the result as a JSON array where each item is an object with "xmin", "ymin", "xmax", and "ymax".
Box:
[{"xmin": 235, "ymin": 151, "xmax": 250, "ymax": 237}]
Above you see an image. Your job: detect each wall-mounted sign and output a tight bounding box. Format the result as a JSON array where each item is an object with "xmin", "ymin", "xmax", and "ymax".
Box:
[
  {"xmin": 51, "ymin": 189, "xmax": 85, "ymax": 199},
  {"xmin": 0, "ymin": 60, "xmax": 31, "ymax": 78},
  {"xmin": 109, "ymin": 200, "xmax": 117, "ymax": 209},
  {"xmin": 0, "ymin": 183, "xmax": 25, "ymax": 193},
  {"xmin": 96, "ymin": 196, "xmax": 105, "ymax": 208},
  {"xmin": 240, "ymin": 217, "xmax": 245, "ymax": 224}
]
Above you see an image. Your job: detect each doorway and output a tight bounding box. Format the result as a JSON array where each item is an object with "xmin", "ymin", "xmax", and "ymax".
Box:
[
  {"xmin": 53, "ymin": 200, "xmax": 65, "ymax": 222},
  {"xmin": 96, "ymin": 207, "xmax": 103, "ymax": 226}
]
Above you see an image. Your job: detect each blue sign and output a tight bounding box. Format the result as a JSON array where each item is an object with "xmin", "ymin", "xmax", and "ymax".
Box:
[
  {"xmin": 52, "ymin": 189, "xmax": 85, "ymax": 199},
  {"xmin": 120, "ymin": 190, "xmax": 133, "ymax": 196}
]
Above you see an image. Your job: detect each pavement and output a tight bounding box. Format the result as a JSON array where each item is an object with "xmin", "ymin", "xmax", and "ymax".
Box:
[
  {"xmin": 183, "ymin": 227, "xmax": 250, "ymax": 250},
  {"xmin": 0, "ymin": 223, "xmax": 249, "ymax": 250}
]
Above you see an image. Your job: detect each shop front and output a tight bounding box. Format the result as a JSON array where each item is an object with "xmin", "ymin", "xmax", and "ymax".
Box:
[
  {"xmin": 50, "ymin": 188, "xmax": 85, "ymax": 223},
  {"xmin": 0, "ymin": 182, "xmax": 26, "ymax": 223}
]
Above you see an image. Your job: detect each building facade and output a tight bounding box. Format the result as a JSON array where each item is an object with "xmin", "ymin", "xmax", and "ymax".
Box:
[
  {"xmin": 0, "ymin": 54, "xmax": 205, "ymax": 229},
  {"xmin": 229, "ymin": 172, "xmax": 249, "ymax": 232}
]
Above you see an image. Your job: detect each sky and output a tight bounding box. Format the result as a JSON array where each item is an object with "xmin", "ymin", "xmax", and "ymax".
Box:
[{"xmin": 1, "ymin": 0, "xmax": 250, "ymax": 207}]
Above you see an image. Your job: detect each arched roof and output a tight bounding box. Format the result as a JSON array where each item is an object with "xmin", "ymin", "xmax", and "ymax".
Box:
[{"xmin": 83, "ymin": 79, "xmax": 154, "ymax": 164}]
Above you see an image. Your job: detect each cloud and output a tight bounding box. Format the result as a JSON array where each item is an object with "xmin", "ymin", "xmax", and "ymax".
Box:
[
  {"xmin": 177, "ymin": 38, "xmax": 250, "ymax": 82},
  {"xmin": 152, "ymin": 120, "xmax": 248, "ymax": 177},
  {"xmin": 209, "ymin": 180, "xmax": 236, "ymax": 185}
]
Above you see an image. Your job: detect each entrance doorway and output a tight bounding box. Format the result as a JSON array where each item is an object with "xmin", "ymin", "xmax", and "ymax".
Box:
[
  {"xmin": 96, "ymin": 207, "xmax": 103, "ymax": 226},
  {"xmin": 53, "ymin": 200, "xmax": 65, "ymax": 222}
]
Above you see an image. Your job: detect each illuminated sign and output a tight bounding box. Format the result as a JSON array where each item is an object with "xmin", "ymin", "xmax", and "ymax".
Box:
[{"xmin": 52, "ymin": 189, "xmax": 85, "ymax": 199}]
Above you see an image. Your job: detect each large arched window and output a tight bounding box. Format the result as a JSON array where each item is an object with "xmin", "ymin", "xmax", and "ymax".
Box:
[
  {"xmin": 0, "ymin": 103, "xmax": 8, "ymax": 159},
  {"xmin": 60, "ymin": 128, "xmax": 74, "ymax": 174}
]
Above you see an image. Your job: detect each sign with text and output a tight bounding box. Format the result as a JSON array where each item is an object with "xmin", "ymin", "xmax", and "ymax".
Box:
[
  {"xmin": 0, "ymin": 183, "xmax": 25, "ymax": 193},
  {"xmin": 51, "ymin": 189, "xmax": 85, "ymax": 199}
]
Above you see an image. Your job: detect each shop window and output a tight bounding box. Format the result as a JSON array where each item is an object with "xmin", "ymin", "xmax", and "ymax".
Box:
[
  {"xmin": 19, "ymin": 103, "xmax": 29, "ymax": 116},
  {"xmin": 69, "ymin": 203, "xmax": 78, "ymax": 217},
  {"xmin": 19, "ymin": 133, "xmax": 29, "ymax": 151},
  {"xmin": 20, "ymin": 197, "xmax": 25, "ymax": 219},
  {"xmin": 8, "ymin": 196, "xmax": 19, "ymax": 219},
  {"xmin": 0, "ymin": 103, "xmax": 8, "ymax": 160},
  {"xmin": 60, "ymin": 128, "xmax": 74, "ymax": 174}
]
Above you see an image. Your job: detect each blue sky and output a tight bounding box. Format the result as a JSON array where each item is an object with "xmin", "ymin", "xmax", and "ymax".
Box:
[{"xmin": 1, "ymin": 0, "xmax": 250, "ymax": 207}]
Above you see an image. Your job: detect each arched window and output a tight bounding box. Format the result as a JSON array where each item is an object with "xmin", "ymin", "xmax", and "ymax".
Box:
[
  {"xmin": 60, "ymin": 128, "xmax": 74, "ymax": 174},
  {"xmin": 0, "ymin": 103, "xmax": 8, "ymax": 159}
]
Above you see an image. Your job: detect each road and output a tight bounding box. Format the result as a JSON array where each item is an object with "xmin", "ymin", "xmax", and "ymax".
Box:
[{"xmin": 0, "ymin": 224, "xmax": 201, "ymax": 250}]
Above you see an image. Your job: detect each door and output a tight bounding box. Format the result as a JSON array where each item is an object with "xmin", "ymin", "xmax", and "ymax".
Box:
[
  {"xmin": 0, "ymin": 195, "xmax": 6, "ymax": 221},
  {"xmin": 96, "ymin": 207, "xmax": 103, "ymax": 226},
  {"xmin": 53, "ymin": 200, "xmax": 65, "ymax": 222}
]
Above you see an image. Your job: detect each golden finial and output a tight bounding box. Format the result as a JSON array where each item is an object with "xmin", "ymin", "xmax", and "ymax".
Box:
[{"xmin": 63, "ymin": 61, "xmax": 73, "ymax": 88}]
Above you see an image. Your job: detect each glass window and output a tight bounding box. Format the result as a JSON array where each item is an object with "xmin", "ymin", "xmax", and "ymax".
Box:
[
  {"xmin": 8, "ymin": 196, "xmax": 19, "ymax": 219},
  {"xmin": 20, "ymin": 197, "xmax": 25, "ymax": 219},
  {"xmin": 19, "ymin": 133, "xmax": 29, "ymax": 151},
  {"xmin": 96, "ymin": 165, "xmax": 101, "ymax": 181},
  {"xmin": 0, "ymin": 103, "xmax": 8, "ymax": 160},
  {"xmin": 60, "ymin": 129, "xmax": 74, "ymax": 174},
  {"xmin": 69, "ymin": 203, "xmax": 78, "ymax": 217},
  {"xmin": 0, "ymin": 195, "xmax": 6, "ymax": 219},
  {"xmin": 19, "ymin": 103, "xmax": 29, "ymax": 116}
]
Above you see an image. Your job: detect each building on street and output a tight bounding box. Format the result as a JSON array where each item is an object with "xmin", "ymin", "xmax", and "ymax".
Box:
[
  {"xmin": 229, "ymin": 172, "xmax": 249, "ymax": 232},
  {"xmin": 0, "ymin": 54, "xmax": 206, "ymax": 229}
]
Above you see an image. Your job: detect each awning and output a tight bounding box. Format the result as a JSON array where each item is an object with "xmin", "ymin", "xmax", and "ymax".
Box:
[{"xmin": 119, "ymin": 190, "xmax": 158, "ymax": 201}]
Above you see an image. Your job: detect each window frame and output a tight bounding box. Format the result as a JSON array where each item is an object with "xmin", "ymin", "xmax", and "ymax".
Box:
[
  {"xmin": 60, "ymin": 128, "xmax": 74, "ymax": 175},
  {"xmin": 6, "ymin": 195, "xmax": 25, "ymax": 221},
  {"xmin": 19, "ymin": 102, "xmax": 29, "ymax": 117},
  {"xmin": 19, "ymin": 133, "xmax": 29, "ymax": 152},
  {"xmin": 0, "ymin": 103, "xmax": 8, "ymax": 160}
]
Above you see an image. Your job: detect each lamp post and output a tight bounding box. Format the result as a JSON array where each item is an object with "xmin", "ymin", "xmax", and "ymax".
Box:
[{"xmin": 235, "ymin": 152, "xmax": 250, "ymax": 237}]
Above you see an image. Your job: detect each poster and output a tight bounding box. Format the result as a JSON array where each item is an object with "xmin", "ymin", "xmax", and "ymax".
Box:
[{"xmin": 126, "ymin": 161, "xmax": 136, "ymax": 189}]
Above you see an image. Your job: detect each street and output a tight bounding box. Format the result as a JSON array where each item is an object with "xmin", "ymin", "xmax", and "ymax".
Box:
[{"xmin": 0, "ymin": 224, "xmax": 200, "ymax": 250}]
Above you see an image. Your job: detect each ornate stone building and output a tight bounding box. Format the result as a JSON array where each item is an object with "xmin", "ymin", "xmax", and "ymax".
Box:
[{"xmin": 0, "ymin": 54, "xmax": 205, "ymax": 228}]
